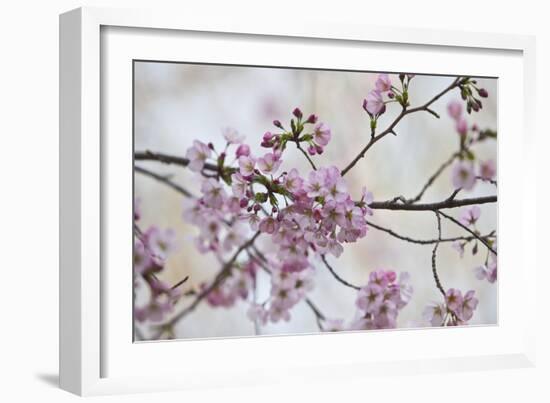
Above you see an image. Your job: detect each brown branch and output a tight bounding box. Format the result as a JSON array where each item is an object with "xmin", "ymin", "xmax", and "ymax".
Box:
[
  {"xmin": 134, "ymin": 165, "xmax": 195, "ymax": 198},
  {"xmin": 135, "ymin": 150, "xmax": 219, "ymax": 172},
  {"xmin": 369, "ymin": 195, "xmax": 496, "ymax": 211},
  {"xmin": 438, "ymin": 211, "xmax": 497, "ymax": 255},
  {"xmin": 341, "ymin": 77, "xmax": 461, "ymax": 176},
  {"xmin": 431, "ymin": 211, "xmax": 446, "ymax": 297},
  {"xmin": 366, "ymin": 219, "xmax": 495, "ymax": 245},
  {"xmin": 321, "ymin": 255, "xmax": 361, "ymax": 290}
]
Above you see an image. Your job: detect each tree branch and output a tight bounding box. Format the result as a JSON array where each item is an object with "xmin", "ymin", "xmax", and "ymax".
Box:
[
  {"xmin": 135, "ymin": 165, "xmax": 195, "ymax": 198},
  {"xmin": 321, "ymin": 255, "xmax": 361, "ymax": 290},
  {"xmin": 135, "ymin": 150, "xmax": 219, "ymax": 172},
  {"xmin": 341, "ymin": 77, "xmax": 461, "ymax": 176},
  {"xmin": 431, "ymin": 211, "xmax": 446, "ymax": 297},
  {"xmin": 369, "ymin": 195, "xmax": 496, "ymax": 211}
]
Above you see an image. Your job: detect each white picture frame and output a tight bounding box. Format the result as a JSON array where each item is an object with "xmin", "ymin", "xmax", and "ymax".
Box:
[{"xmin": 59, "ymin": 6, "xmax": 537, "ymax": 396}]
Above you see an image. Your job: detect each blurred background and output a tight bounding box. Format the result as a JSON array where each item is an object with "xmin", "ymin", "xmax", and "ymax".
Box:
[{"xmin": 133, "ymin": 61, "xmax": 497, "ymax": 339}]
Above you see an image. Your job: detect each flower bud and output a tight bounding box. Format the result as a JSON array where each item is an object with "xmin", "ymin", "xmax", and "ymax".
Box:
[
  {"xmin": 315, "ymin": 145, "xmax": 324, "ymax": 155},
  {"xmin": 307, "ymin": 145, "xmax": 317, "ymax": 156},
  {"xmin": 292, "ymin": 107, "xmax": 303, "ymax": 119},
  {"xmin": 387, "ymin": 91, "xmax": 395, "ymax": 99},
  {"xmin": 235, "ymin": 143, "xmax": 250, "ymax": 158},
  {"xmin": 306, "ymin": 114, "xmax": 318, "ymax": 124},
  {"xmin": 239, "ymin": 198, "xmax": 249, "ymax": 208},
  {"xmin": 273, "ymin": 120, "xmax": 283, "ymax": 129},
  {"xmin": 478, "ymin": 88, "xmax": 488, "ymax": 98}
]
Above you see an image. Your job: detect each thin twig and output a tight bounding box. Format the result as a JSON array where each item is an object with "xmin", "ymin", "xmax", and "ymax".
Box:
[
  {"xmin": 134, "ymin": 165, "xmax": 195, "ymax": 198},
  {"xmin": 341, "ymin": 77, "xmax": 461, "ymax": 176},
  {"xmin": 438, "ymin": 211, "xmax": 497, "ymax": 255},
  {"xmin": 407, "ymin": 152, "xmax": 460, "ymax": 203},
  {"xmin": 321, "ymin": 255, "xmax": 361, "ymax": 290},
  {"xmin": 295, "ymin": 141, "xmax": 317, "ymax": 170},
  {"xmin": 431, "ymin": 211, "xmax": 446, "ymax": 297},
  {"xmin": 366, "ymin": 219, "xmax": 495, "ymax": 245}
]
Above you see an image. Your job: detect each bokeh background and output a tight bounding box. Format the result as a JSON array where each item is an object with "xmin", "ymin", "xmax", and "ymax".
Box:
[{"xmin": 133, "ymin": 61, "xmax": 497, "ymax": 339}]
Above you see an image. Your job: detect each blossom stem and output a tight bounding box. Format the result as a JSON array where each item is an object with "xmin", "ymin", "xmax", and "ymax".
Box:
[{"xmin": 295, "ymin": 141, "xmax": 317, "ymax": 170}]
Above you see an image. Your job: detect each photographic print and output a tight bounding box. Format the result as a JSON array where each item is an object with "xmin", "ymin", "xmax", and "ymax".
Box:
[{"xmin": 133, "ymin": 62, "xmax": 497, "ymax": 341}]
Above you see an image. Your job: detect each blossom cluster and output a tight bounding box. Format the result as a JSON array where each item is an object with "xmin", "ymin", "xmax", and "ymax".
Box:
[
  {"xmin": 448, "ymin": 99, "xmax": 497, "ymax": 191},
  {"xmin": 248, "ymin": 262, "xmax": 315, "ymax": 324},
  {"xmin": 423, "ymin": 288, "xmax": 479, "ymax": 326},
  {"xmin": 178, "ymin": 109, "xmax": 377, "ymax": 327},
  {"xmin": 322, "ymin": 269, "xmax": 413, "ymax": 331},
  {"xmin": 133, "ymin": 208, "xmax": 181, "ymax": 323}
]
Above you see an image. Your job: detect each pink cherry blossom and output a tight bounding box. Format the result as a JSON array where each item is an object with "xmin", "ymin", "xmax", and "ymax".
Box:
[
  {"xmin": 313, "ymin": 122, "xmax": 331, "ymax": 146},
  {"xmin": 375, "ymin": 73, "xmax": 392, "ymax": 92},
  {"xmin": 460, "ymin": 290, "xmax": 478, "ymax": 321},
  {"xmin": 445, "ymin": 288, "xmax": 463, "ymax": 313},
  {"xmin": 456, "ymin": 118, "xmax": 468, "ymax": 136},
  {"xmin": 134, "ymin": 239, "xmax": 152, "ymax": 275},
  {"xmin": 257, "ymin": 153, "xmax": 282, "ymax": 175},
  {"xmin": 356, "ymin": 283, "xmax": 384, "ymax": 314},
  {"xmin": 238, "ymin": 155, "xmax": 256, "ymax": 176},
  {"xmin": 185, "ymin": 140, "xmax": 211, "ymax": 172},
  {"xmin": 247, "ymin": 303, "xmax": 268, "ymax": 325},
  {"xmin": 231, "ymin": 172, "xmax": 248, "ymax": 198},
  {"xmin": 145, "ymin": 226, "xmax": 177, "ymax": 261},
  {"xmin": 451, "ymin": 161, "xmax": 476, "ymax": 190},
  {"xmin": 259, "ymin": 216, "xmax": 280, "ymax": 234},
  {"xmin": 474, "ymin": 260, "xmax": 497, "ymax": 284},
  {"xmin": 364, "ymin": 90, "xmax": 385, "ymax": 116},
  {"xmin": 447, "ymin": 100, "xmax": 463, "ymax": 120},
  {"xmin": 479, "ymin": 159, "xmax": 496, "ymax": 180},
  {"xmin": 459, "ymin": 205, "xmax": 481, "ymax": 226},
  {"xmin": 283, "ymin": 168, "xmax": 304, "ymax": 194},
  {"xmin": 235, "ymin": 143, "xmax": 251, "ymax": 158},
  {"xmin": 222, "ymin": 127, "xmax": 245, "ymax": 144},
  {"xmin": 201, "ymin": 178, "xmax": 227, "ymax": 208},
  {"xmin": 422, "ymin": 303, "xmax": 446, "ymax": 326}
]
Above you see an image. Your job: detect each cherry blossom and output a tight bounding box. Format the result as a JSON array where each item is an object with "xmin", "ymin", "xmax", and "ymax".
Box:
[
  {"xmin": 185, "ymin": 140, "xmax": 211, "ymax": 172},
  {"xmin": 451, "ymin": 161, "xmax": 476, "ymax": 190}
]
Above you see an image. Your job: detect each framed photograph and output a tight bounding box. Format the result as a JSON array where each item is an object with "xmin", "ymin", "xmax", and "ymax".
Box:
[{"xmin": 60, "ymin": 7, "xmax": 537, "ymax": 396}]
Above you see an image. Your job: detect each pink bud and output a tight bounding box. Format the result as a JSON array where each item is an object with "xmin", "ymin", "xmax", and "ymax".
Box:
[
  {"xmin": 306, "ymin": 114, "xmax": 318, "ymax": 124},
  {"xmin": 292, "ymin": 107, "xmax": 303, "ymax": 119},
  {"xmin": 235, "ymin": 144, "xmax": 250, "ymax": 158}
]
